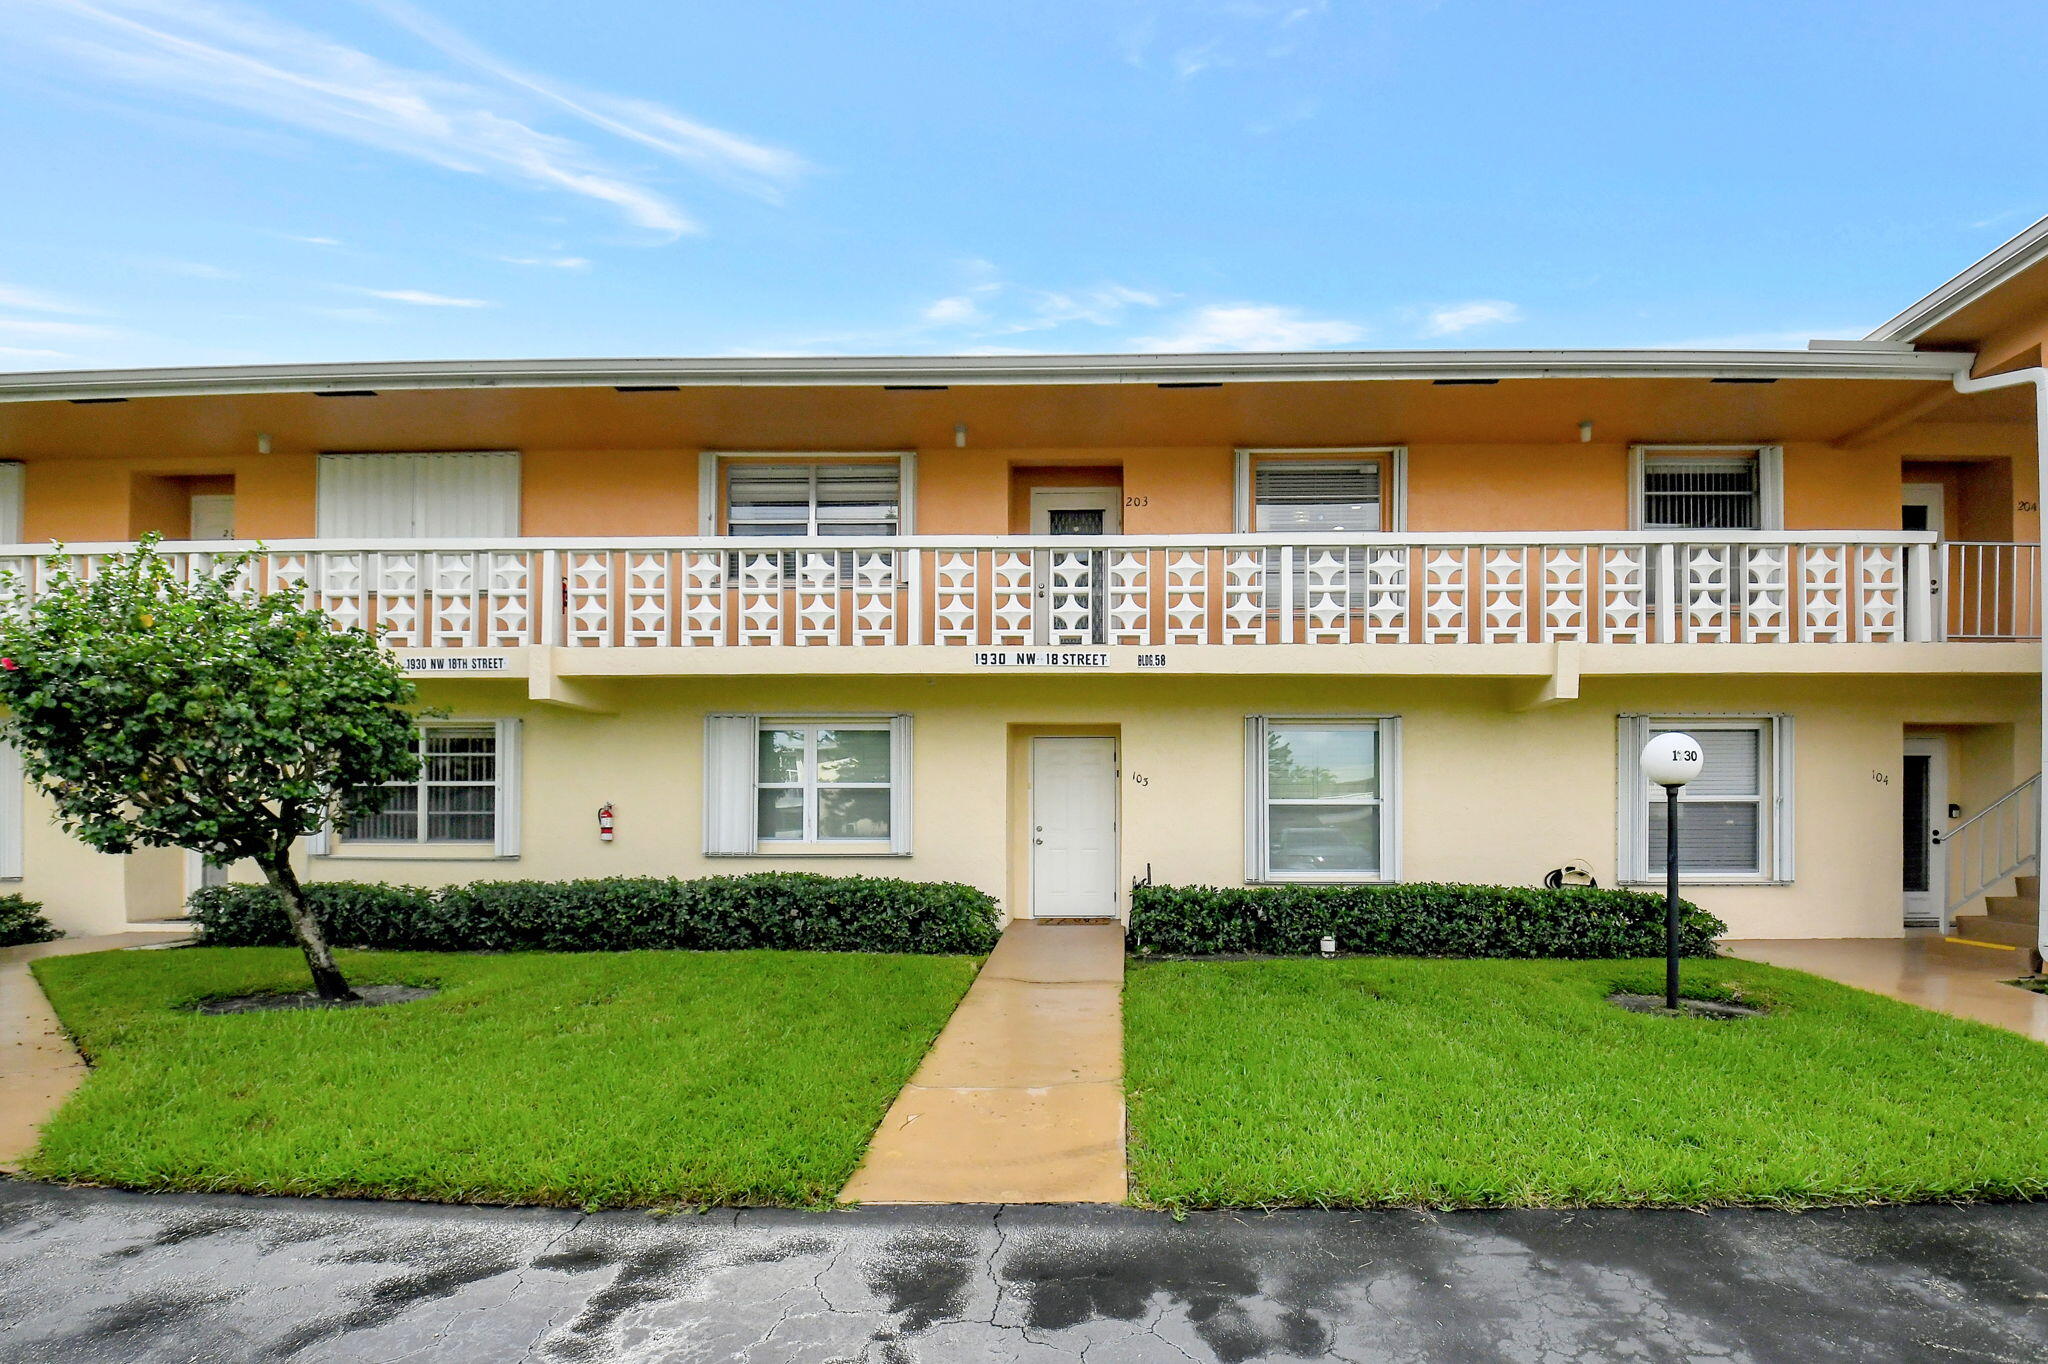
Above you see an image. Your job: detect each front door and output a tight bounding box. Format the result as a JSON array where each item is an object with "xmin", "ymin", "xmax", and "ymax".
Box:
[
  {"xmin": 1030, "ymin": 736, "xmax": 1119, "ymax": 918},
  {"xmin": 1902, "ymin": 483, "xmax": 1946, "ymax": 641},
  {"xmin": 1902, "ymin": 737, "xmax": 1947, "ymax": 927}
]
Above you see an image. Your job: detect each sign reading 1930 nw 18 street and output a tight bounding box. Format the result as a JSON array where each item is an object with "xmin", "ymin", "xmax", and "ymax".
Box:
[{"xmin": 971, "ymin": 650, "xmax": 1170, "ymax": 669}]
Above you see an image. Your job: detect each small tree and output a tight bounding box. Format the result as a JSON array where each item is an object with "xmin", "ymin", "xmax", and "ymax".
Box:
[{"xmin": 0, "ymin": 538, "xmax": 426, "ymax": 1000}]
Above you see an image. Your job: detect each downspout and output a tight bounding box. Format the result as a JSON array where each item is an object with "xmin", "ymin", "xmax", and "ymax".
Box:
[{"xmin": 1950, "ymin": 362, "xmax": 2048, "ymax": 970}]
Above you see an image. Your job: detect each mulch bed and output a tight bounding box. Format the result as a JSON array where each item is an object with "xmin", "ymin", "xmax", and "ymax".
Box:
[
  {"xmin": 1608, "ymin": 991, "xmax": 1764, "ymax": 1021},
  {"xmin": 189, "ymin": 984, "xmax": 438, "ymax": 1015}
]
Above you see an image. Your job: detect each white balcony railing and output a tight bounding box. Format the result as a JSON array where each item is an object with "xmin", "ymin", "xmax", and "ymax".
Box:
[{"xmin": 0, "ymin": 531, "xmax": 2022, "ymax": 650}]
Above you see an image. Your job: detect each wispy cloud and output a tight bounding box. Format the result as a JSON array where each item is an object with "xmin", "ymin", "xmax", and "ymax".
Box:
[
  {"xmin": 921, "ymin": 294, "xmax": 986, "ymax": 326},
  {"xmin": 497, "ymin": 254, "xmax": 590, "ymax": 271},
  {"xmin": 0, "ymin": 317, "xmax": 121, "ymax": 339},
  {"xmin": 309, "ymin": 306, "xmax": 390, "ymax": 323},
  {"xmin": 0, "ymin": 283, "xmax": 94, "ymax": 314},
  {"xmin": 139, "ymin": 257, "xmax": 237, "ymax": 280},
  {"xmin": 1421, "ymin": 299, "xmax": 1522, "ymax": 337},
  {"xmin": 12, "ymin": 0, "xmax": 808, "ymax": 238},
  {"xmin": 369, "ymin": 0, "xmax": 808, "ymax": 204},
  {"xmin": 286, "ymin": 234, "xmax": 343, "ymax": 247},
  {"xmin": 353, "ymin": 288, "xmax": 492, "ymax": 308},
  {"xmin": 1130, "ymin": 303, "xmax": 1362, "ymax": 352},
  {"xmin": 0, "ymin": 345, "xmax": 73, "ymax": 359},
  {"xmin": 1123, "ymin": 0, "xmax": 1330, "ymax": 80}
]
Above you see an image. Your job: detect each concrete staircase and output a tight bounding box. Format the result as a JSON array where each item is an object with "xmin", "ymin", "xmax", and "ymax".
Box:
[{"xmin": 1952, "ymin": 874, "xmax": 2040, "ymax": 948}]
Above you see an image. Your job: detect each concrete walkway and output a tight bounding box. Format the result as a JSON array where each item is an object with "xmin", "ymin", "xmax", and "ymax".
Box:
[
  {"xmin": 1725, "ymin": 933, "xmax": 2048, "ymax": 1041},
  {"xmin": 841, "ymin": 919, "xmax": 1126, "ymax": 1205},
  {"xmin": 0, "ymin": 931, "xmax": 191, "ymax": 1170},
  {"xmin": 5, "ymin": 1181, "xmax": 2047, "ymax": 1362}
]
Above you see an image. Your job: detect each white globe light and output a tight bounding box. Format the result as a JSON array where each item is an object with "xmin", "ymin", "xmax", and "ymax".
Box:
[{"xmin": 1641, "ymin": 732, "xmax": 1705, "ymax": 789}]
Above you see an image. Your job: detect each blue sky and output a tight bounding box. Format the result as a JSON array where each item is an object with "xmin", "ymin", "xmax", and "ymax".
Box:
[{"xmin": 0, "ymin": 0, "xmax": 2044, "ymax": 370}]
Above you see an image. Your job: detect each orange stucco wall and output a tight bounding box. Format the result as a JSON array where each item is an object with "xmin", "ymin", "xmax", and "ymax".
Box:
[
  {"xmin": 0, "ymin": 398, "xmax": 2033, "ymax": 543},
  {"xmin": 21, "ymin": 451, "xmax": 317, "ymax": 543}
]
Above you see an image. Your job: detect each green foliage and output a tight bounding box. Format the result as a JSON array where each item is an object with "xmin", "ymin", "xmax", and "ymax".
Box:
[
  {"xmin": 190, "ymin": 872, "xmax": 1005, "ymax": 955},
  {"xmin": 0, "ymin": 537, "xmax": 423, "ymax": 864},
  {"xmin": 0, "ymin": 892, "xmax": 59, "ymax": 947},
  {"xmin": 1128, "ymin": 881, "xmax": 1725, "ymax": 958},
  {"xmin": 28, "ymin": 946, "xmax": 980, "ymax": 1207}
]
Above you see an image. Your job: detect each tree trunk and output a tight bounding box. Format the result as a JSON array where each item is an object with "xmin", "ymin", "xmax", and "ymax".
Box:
[{"xmin": 257, "ymin": 851, "xmax": 356, "ymax": 1002}]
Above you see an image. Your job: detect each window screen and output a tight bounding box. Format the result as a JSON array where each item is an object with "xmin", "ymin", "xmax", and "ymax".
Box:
[
  {"xmin": 1642, "ymin": 457, "xmax": 1759, "ymax": 531},
  {"xmin": 1254, "ymin": 462, "xmax": 1382, "ymax": 533},
  {"xmin": 726, "ymin": 463, "xmax": 900, "ymax": 537},
  {"xmin": 1645, "ymin": 725, "xmax": 1765, "ymax": 875}
]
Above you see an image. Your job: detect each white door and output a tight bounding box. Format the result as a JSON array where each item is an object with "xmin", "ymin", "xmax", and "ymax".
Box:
[
  {"xmin": 1902, "ymin": 483, "xmax": 1947, "ymax": 642},
  {"xmin": 188, "ymin": 494, "xmax": 235, "ymax": 540},
  {"xmin": 1902, "ymin": 737, "xmax": 1948, "ymax": 928},
  {"xmin": 1030, "ymin": 736, "xmax": 1119, "ymax": 919}
]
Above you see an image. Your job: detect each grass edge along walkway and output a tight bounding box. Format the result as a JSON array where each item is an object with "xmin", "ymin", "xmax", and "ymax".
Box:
[
  {"xmin": 28, "ymin": 945, "xmax": 979, "ymax": 1210},
  {"xmin": 1124, "ymin": 955, "xmax": 2048, "ymax": 1211}
]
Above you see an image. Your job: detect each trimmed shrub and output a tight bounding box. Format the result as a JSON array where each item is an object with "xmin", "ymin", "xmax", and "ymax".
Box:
[
  {"xmin": 188, "ymin": 873, "xmax": 1002, "ymax": 955},
  {"xmin": 0, "ymin": 893, "xmax": 60, "ymax": 947},
  {"xmin": 1128, "ymin": 882, "xmax": 1724, "ymax": 959}
]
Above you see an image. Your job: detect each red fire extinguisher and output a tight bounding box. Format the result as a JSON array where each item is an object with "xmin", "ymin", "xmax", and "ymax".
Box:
[{"xmin": 598, "ymin": 803, "xmax": 615, "ymax": 842}]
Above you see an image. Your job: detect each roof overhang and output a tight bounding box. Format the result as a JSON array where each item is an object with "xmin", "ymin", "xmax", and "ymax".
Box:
[
  {"xmin": 1868, "ymin": 215, "xmax": 2048, "ymax": 344},
  {"xmin": 0, "ymin": 346, "xmax": 1974, "ymax": 405}
]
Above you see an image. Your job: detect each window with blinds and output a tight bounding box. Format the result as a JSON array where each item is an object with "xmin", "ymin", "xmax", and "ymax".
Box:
[
  {"xmin": 1253, "ymin": 461, "xmax": 1383, "ymax": 533},
  {"xmin": 1644, "ymin": 724, "xmax": 1766, "ymax": 875},
  {"xmin": 726, "ymin": 462, "xmax": 900, "ymax": 537},
  {"xmin": 1641, "ymin": 457, "xmax": 1759, "ymax": 531}
]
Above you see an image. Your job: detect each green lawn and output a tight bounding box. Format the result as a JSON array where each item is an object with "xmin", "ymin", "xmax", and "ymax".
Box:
[
  {"xmin": 1125, "ymin": 956, "xmax": 2048, "ymax": 1210},
  {"xmin": 29, "ymin": 946, "xmax": 979, "ymax": 1208}
]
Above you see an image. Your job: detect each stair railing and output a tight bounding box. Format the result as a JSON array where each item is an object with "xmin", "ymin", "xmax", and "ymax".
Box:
[{"xmin": 1940, "ymin": 773, "xmax": 2041, "ymax": 933}]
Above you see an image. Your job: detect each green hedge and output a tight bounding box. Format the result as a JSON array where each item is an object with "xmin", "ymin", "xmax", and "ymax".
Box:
[
  {"xmin": 1128, "ymin": 882, "xmax": 1724, "ymax": 959},
  {"xmin": 189, "ymin": 873, "xmax": 1002, "ymax": 955},
  {"xmin": 0, "ymin": 893, "xmax": 60, "ymax": 948}
]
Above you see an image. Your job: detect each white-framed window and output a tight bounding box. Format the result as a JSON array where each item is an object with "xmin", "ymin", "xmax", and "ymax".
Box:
[
  {"xmin": 700, "ymin": 454, "xmax": 915, "ymax": 537},
  {"xmin": 705, "ymin": 714, "xmax": 913, "ymax": 855},
  {"xmin": 1233, "ymin": 448, "xmax": 1406, "ymax": 533},
  {"xmin": 335, "ymin": 719, "xmax": 522, "ymax": 856},
  {"xmin": 1244, "ymin": 716, "xmax": 1400, "ymax": 883},
  {"xmin": 1629, "ymin": 445, "xmax": 1783, "ymax": 532},
  {"xmin": 1618, "ymin": 714, "xmax": 1794, "ymax": 884},
  {"xmin": 316, "ymin": 451, "xmax": 521, "ymax": 538}
]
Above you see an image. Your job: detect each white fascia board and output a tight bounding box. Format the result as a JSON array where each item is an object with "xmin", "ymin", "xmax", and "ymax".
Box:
[
  {"xmin": 1866, "ymin": 215, "xmax": 2048, "ymax": 343},
  {"xmin": 0, "ymin": 347, "xmax": 1975, "ymax": 404}
]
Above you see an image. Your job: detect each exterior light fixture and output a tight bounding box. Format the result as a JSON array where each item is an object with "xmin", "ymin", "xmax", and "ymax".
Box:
[
  {"xmin": 1640, "ymin": 732, "xmax": 1704, "ymax": 1011},
  {"xmin": 1578, "ymin": 420, "xmax": 1594, "ymax": 443},
  {"xmin": 1319, "ymin": 934, "xmax": 1337, "ymax": 959},
  {"xmin": 256, "ymin": 433, "xmax": 272, "ymax": 455},
  {"xmin": 954, "ymin": 423, "xmax": 967, "ymax": 448}
]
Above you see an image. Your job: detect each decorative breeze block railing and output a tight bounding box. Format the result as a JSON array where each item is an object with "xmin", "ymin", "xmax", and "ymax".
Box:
[{"xmin": 0, "ymin": 533, "xmax": 1991, "ymax": 647}]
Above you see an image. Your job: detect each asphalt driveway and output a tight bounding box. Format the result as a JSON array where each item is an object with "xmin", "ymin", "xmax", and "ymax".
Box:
[{"xmin": 2, "ymin": 1181, "xmax": 2045, "ymax": 1362}]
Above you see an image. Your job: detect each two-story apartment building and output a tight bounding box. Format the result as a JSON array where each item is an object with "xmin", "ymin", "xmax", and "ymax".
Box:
[{"xmin": 3, "ymin": 223, "xmax": 2047, "ymax": 952}]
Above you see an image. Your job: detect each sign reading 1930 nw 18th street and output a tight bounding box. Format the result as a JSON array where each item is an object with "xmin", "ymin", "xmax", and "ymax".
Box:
[
  {"xmin": 971, "ymin": 650, "xmax": 1171, "ymax": 670},
  {"xmin": 400, "ymin": 655, "xmax": 512, "ymax": 674}
]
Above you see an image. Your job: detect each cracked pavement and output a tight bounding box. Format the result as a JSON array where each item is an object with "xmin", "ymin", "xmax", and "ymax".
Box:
[{"xmin": 2, "ymin": 1182, "xmax": 2046, "ymax": 1362}]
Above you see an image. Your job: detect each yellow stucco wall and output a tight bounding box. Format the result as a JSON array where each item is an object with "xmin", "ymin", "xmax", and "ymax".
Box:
[{"xmin": 22, "ymin": 672, "xmax": 2025, "ymax": 942}]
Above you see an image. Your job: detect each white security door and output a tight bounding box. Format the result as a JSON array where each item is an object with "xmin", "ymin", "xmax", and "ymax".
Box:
[{"xmin": 1030, "ymin": 737, "xmax": 1119, "ymax": 918}]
